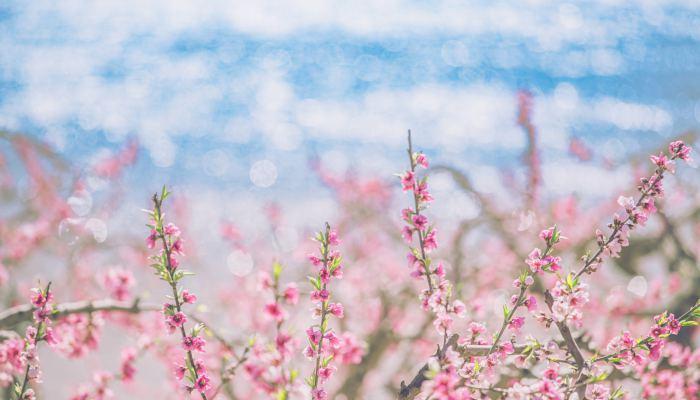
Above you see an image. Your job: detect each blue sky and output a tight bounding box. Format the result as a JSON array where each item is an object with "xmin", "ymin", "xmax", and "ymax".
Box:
[{"xmin": 1, "ymin": 1, "xmax": 699, "ymax": 202}]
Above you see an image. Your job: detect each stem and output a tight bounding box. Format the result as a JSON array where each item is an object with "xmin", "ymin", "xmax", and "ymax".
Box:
[
  {"xmin": 544, "ymin": 290, "xmax": 587, "ymax": 399},
  {"xmin": 592, "ymin": 302, "xmax": 700, "ymax": 365},
  {"xmin": 16, "ymin": 282, "xmax": 51, "ymax": 400},
  {"xmin": 407, "ymin": 130, "xmax": 434, "ymax": 293},
  {"xmin": 311, "ymin": 224, "xmax": 331, "ymax": 393},
  {"xmin": 153, "ymin": 195, "xmax": 208, "ymax": 400},
  {"xmin": 486, "ymin": 242, "xmax": 553, "ymax": 356},
  {"xmin": 573, "ymin": 168, "xmax": 667, "ymax": 280}
]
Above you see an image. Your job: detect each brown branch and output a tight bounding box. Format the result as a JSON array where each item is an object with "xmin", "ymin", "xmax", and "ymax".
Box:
[
  {"xmin": 0, "ymin": 298, "xmax": 159, "ymax": 329},
  {"xmin": 0, "ymin": 298, "xmax": 230, "ymax": 346},
  {"xmin": 397, "ymin": 335, "xmax": 528, "ymax": 400},
  {"xmin": 545, "ymin": 291, "xmax": 587, "ymax": 399}
]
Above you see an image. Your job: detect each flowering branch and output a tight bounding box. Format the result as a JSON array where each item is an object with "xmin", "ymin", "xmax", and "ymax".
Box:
[
  {"xmin": 305, "ymin": 223, "xmax": 344, "ymax": 400},
  {"xmin": 488, "ymin": 226, "xmax": 562, "ymax": 355},
  {"xmin": 245, "ymin": 261, "xmax": 300, "ymax": 398},
  {"xmin": 13, "ymin": 282, "xmax": 54, "ymax": 400},
  {"xmin": 572, "ymin": 141, "xmax": 692, "ymax": 280},
  {"xmin": 0, "ymin": 298, "xmax": 157, "ymax": 330},
  {"xmin": 148, "ymin": 186, "xmax": 210, "ymax": 398},
  {"xmin": 544, "ymin": 141, "xmax": 693, "ymax": 397}
]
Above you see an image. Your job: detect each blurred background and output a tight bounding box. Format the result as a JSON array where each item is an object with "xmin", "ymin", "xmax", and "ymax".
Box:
[{"xmin": 1, "ymin": 1, "xmax": 699, "ymax": 399}]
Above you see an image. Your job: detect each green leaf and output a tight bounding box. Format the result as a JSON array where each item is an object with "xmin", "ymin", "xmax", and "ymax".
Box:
[
  {"xmin": 322, "ymin": 354, "xmax": 334, "ymax": 367},
  {"xmin": 502, "ymin": 304, "xmax": 510, "ymax": 318},
  {"xmin": 680, "ymin": 320, "xmax": 698, "ymax": 327},
  {"xmin": 305, "ymin": 375, "xmax": 315, "ymax": 387},
  {"xmin": 610, "ymin": 386, "xmax": 625, "ymax": 399},
  {"xmin": 590, "ymin": 372, "xmax": 609, "ymax": 383},
  {"xmin": 308, "ymin": 276, "xmax": 321, "ymax": 290},
  {"xmin": 272, "ymin": 261, "xmax": 283, "ymax": 280}
]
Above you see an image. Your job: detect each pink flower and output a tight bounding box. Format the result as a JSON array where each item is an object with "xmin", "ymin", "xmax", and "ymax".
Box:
[
  {"xmin": 650, "ymin": 153, "xmax": 674, "ymax": 172},
  {"xmin": 163, "ymin": 223, "xmax": 180, "ymax": 237},
  {"xmin": 526, "ymin": 248, "xmax": 545, "ymax": 274},
  {"xmin": 415, "ymin": 153, "xmax": 429, "ymax": 168},
  {"xmin": 311, "ymin": 388, "xmax": 327, "ymax": 400},
  {"xmin": 508, "ymin": 316, "xmax": 525, "ymax": 332},
  {"xmin": 327, "ymin": 302, "xmax": 344, "ymax": 318},
  {"xmin": 318, "ymin": 365, "xmax": 336, "ymax": 381},
  {"xmin": 401, "ymin": 226, "xmax": 413, "ymax": 243},
  {"xmin": 30, "ymin": 288, "xmax": 50, "ymax": 308},
  {"xmin": 283, "ymin": 283, "xmax": 299, "ymax": 305},
  {"xmin": 306, "ymin": 327, "xmax": 322, "ymax": 345},
  {"xmin": 166, "ymin": 253, "xmax": 179, "ymax": 269},
  {"xmin": 195, "ymin": 374, "xmax": 211, "ymax": 393},
  {"xmin": 182, "ymin": 336, "xmax": 206, "ymax": 352},
  {"xmin": 543, "ymin": 367, "xmax": 558, "ymax": 380},
  {"xmin": 666, "ymin": 314, "xmax": 681, "ymax": 335},
  {"xmin": 539, "ymin": 227, "xmax": 554, "ymax": 242},
  {"xmin": 400, "ymin": 171, "xmax": 415, "ymax": 192},
  {"xmin": 102, "ymin": 268, "xmax": 134, "ymax": 301},
  {"xmin": 423, "ymin": 229, "xmax": 438, "ymax": 252},
  {"xmin": 311, "ymin": 289, "xmax": 329, "ymax": 303},
  {"xmin": 146, "ymin": 229, "xmax": 157, "ymax": 249},
  {"xmin": 181, "ymin": 290, "xmax": 197, "ymax": 304},
  {"xmin": 120, "ymin": 348, "xmax": 137, "ymax": 382},
  {"xmin": 327, "ymin": 229, "xmax": 340, "ymax": 245},
  {"xmin": 264, "ymin": 302, "xmax": 285, "ymax": 322},
  {"xmin": 648, "ymin": 340, "xmax": 663, "ymax": 361},
  {"xmin": 324, "ymin": 331, "xmax": 341, "ymax": 349},
  {"xmin": 524, "ymin": 295, "xmax": 538, "ymax": 312},
  {"xmin": 174, "ymin": 364, "xmax": 187, "ymax": 381},
  {"xmin": 166, "ymin": 312, "xmax": 187, "ymax": 330},
  {"xmin": 308, "ymin": 255, "xmax": 322, "ymax": 266},
  {"xmin": 171, "ymin": 238, "xmax": 185, "ymax": 255},
  {"xmin": 669, "ymin": 140, "xmax": 691, "ymax": 162},
  {"xmin": 411, "ymin": 214, "xmax": 428, "ymax": 231},
  {"xmin": 468, "ymin": 322, "xmax": 486, "ymax": 337}
]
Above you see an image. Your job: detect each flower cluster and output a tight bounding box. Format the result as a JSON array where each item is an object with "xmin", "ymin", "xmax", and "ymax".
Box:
[
  {"xmin": 401, "ymin": 136, "xmax": 467, "ymax": 338},
  {"xmin": 14, "ymin": 283, "xmax": 56, "ymax": 400},
  {"xmin": 147, "ymin": 187, "xmax": 210, "ymax": 398},
  {"xmin": 400, "ymin": 139, "xmax": 436, "ymax": 283},
  {"xmin": 604, "ymin": 304, "xmax": 698, "ymax": 367},
  {"xmin": 490, "ymin": 226, "xmax": 562, "ymax": 354},
  {"xmin": 542, "ymin": 276, "xmax": 589, "ymax": 328},
  {"xmin": 638, "ymin": 342, "xmax": 700, "ymax": 399},
  {"xmin": 101, "ymin": 267, "xmax": 135, "ymax": 301},
  {"xmin": 244, "ymin": 262, "xmax": 300, "ymax": 398},
  {"xmin": 305, "ymin": 224, "xmax": 344, "ymax": 400},
  {"xmin": 584, "ymin": 140, "xmax": 693, "ymax": 274}
]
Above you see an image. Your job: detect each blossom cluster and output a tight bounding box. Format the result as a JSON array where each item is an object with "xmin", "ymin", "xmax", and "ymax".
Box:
[
  {"xmin": 585, "ymin": 140, "xmax": 692, "ymax": 273},
  {"xmin": 604, "ymin": 305, "xmax": 699, "ymax": 367},
  {"xmin": 147, "ymin": 187, "xmax": 210, "ymax": 398},
  {"xmin": 12, "ymin": 284, "xmax": 56, "ymax": 400},
  {"xmin": 1, "ymin": 130, "xmax": 698, "ymax": 400},
  {"xmin": 305, "ymin": 224, "xmax": 345, "ymax": 400},
  {"xmin": 244, "ymin": 262, "xmax": 300, "ymax": 398},
  {"xmin": 396, "ymin": 138, "xmax": 697, "ymax": 400},
  {"xmin": 400, "ymin": 136, "xmax": 466, "ymax": 337}
]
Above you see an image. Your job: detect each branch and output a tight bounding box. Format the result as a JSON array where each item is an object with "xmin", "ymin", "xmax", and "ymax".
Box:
[
  {"xmin": 0, "ymin": 298, "xmax": 159, "ymax": 329},
  {"xmin": 545, "ymin": 291, "xmax": 587, "ymax": 399},
  {"xmin": 397, "ymin": 335, "xmax": 528, "ymax": 400}
]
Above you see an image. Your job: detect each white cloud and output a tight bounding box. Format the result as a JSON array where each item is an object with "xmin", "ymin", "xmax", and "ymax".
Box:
[
  {"xmin": 7, "ymin": 1, "xmax": 700, "ymax": 47},
  {"xmin": 534, "ymin": 83, "xmax": 673, "ymax": 150}
]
